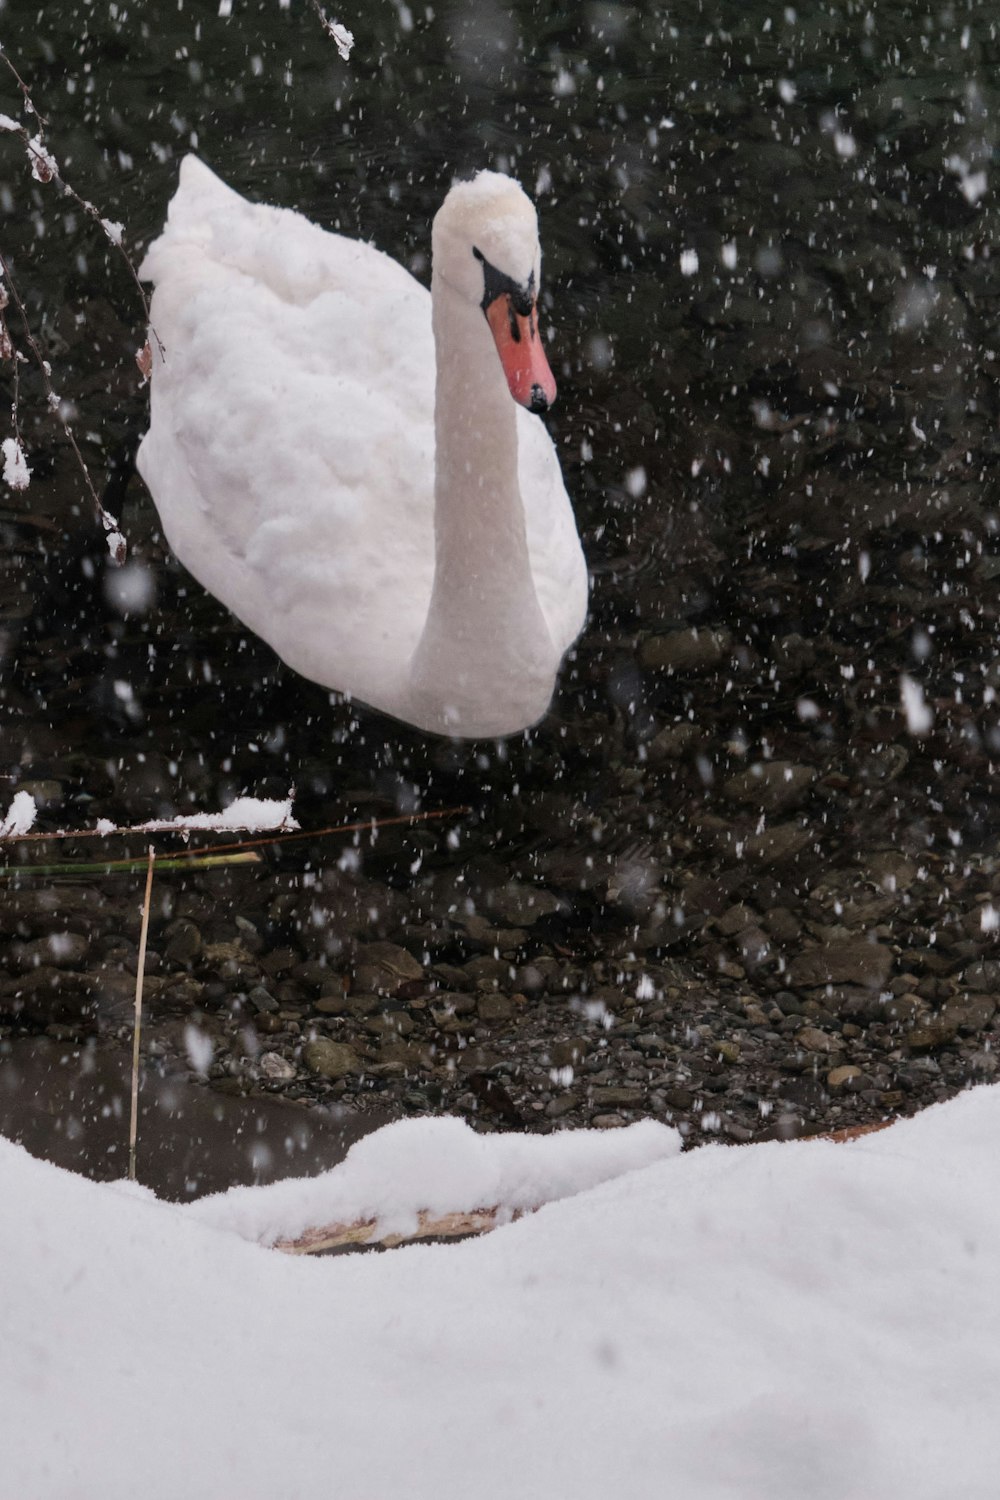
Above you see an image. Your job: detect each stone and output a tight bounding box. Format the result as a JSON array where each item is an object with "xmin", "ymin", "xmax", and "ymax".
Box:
[
  {"xmin": 477, "ymin": 992, "xmax": 514, "ymax": 1023},
  {"xmin": 787, "ymin": 940, "xmax": 893, "ymax": 991},
  {"xmin": 15, "ymin": 777, "xmax": 63, "ymax": 806},
  {"xmin": 862, "ymin": 851, "xmax": 919, "ymax": 893},
  {"xmin": 259, "ymin": 947, "xmax": 299, "ymax": 977},
  {"xmin": 430, "ymin": 992, "xmax": 477, "ymax": 1021},
  {"xmin": 881, "ymin": 993, "xmax": 926, "ymax": 1025},
  {"xmin": 742, "ymin": 823, "xmax": 814, "ymax": 865},
  {"xmin": 716, "ymin": 903, "xmax": 757, "ymax": 937},
  {"xmin": 0, "ymin": 967, "xmax": 96, "ymax": 1025},
  {"xmin": 202, "ymin": 940, "xmax": 254, "ymax": 967},
  {"xmin": 827, "ymin": 1065, "xmax": 868, "ymax": 1092},
  {"xmin": 351, "ymin": 942, "xmax": 423, "ymax": 995},
  {"xmin": 940, "ymin": 997, "xmax": 996, "ymax": 1033},
  {"xmin": 589, "ymin": 1085, "xmax": 646, "ymax": 1107},
  {"xmin": 6, "ymin": 931, "xmax": 91, "ymax": 971},
  {"xmin": 487, "ymin": 882, "xmax": 564, "ymax": 927},
  {"xmin": 545, "ymin": 1092, "xmax": 579, "ymax": 1118},
  {"xmin": 247, "ymin": 985, "xmax": 279, "ymax": 1013},
  {"xmin": 378, "ymin": 1038, "xmax": 433, "ymax": 1071},
  {"xmin": 160, "ymin": 975, "xmax": 205, "ymax": 1011},
  {"xmin": 764, "ymin": 907, "xmax": 802, "ymax": 943},
  {"xmin": 796, "ymin": 1026, "xmax": 840, "ymax": 1053},
  {"xmin": 714, "ymin": 1040, "xmax": 741, "ymax": 1064},
  {"xmin": 316, "ymin": 996, "xmax": 383, "ymax": 1020},
  {"xmin": 292, "ymin": 870, "xmax": 410, "ymax": 956},
  {"xmin": 550, "ymin": 1037, "xmax": 589, "ymax": 1068},
  {"xmin": 301, "ymin": 1039, "xmax": 360, "ymax": 1079},
  {"xmin": 364, "ymin": 1011, "xmax": 415, "ymax": 1037},
  {"xmin": 163, "ymin": 918, "xmax": 203, "ymax": 966},
  {"xmin": 735, "ymin": 927, "xmax": 772, "ymax": 968},
  {"xmin": 962, "ymin": 960, "xmax": 1000, "ymax": 993},
  {"xmin": 722, "ymin": 760, "xmax": 816, "ymax": 814},
  {"xmin": 647, "ymin": 722, "xmax": 700, "ymax": 762},
  {"xmin": 907, "ymin": 1018, "xmax": 959, "ymax": 1053},
  {"xmin": 463, "ymin": 955, "xmax": 513, "ymax": 990},
  {"xmin": 460, "ymin": 913, "xmax": 528, "ymax": 949},
  {"xmin": 640, "ymin": 627, "xmax": 734, "ymax": 673},
  {"xmin": 257, "ymin": 1052, "xmax": 296, "ymax": 1081},
  {"xmin": 772, "ymin": 633, "xmax": 816, "ymax": 671},
  {"xmin": 0, "ymin": 884, "xmax": 108, "ymax": 938}
]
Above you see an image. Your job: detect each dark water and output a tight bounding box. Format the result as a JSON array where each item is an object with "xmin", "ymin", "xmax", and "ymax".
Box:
[
  {"xmin": 2, "ymin": 1, "xmax": 1000, "ymax": 1179},
  {"xmin": 0, "ymin": 1034, "xmax": 382, "ymax": 1198}
]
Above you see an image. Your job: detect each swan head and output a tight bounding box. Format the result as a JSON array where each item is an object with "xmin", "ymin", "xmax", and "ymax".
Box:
[{"xmin": 432, "ymin": 171, "xmax": 557, "ymax": 415}]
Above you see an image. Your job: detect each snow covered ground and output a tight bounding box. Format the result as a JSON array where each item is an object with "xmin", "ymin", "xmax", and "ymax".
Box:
[{"xmin": 2, "ymin": 1089, "xmax": 998, "ymax": 1499}]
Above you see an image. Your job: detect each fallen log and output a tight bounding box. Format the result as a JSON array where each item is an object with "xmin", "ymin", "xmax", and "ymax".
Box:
[
  {"xmin": 274, "ymin": 1116, "xmax": 899, "ymax": 1255},
  {"xmin": 276, "ymin": 1204, "xmax": 526, "ymax": 1254}
]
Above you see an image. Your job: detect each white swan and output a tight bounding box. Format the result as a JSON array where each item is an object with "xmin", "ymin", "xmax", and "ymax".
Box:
[{"xmin": 137, "ymin": 158, "xmax": 588, "ymax": 737}]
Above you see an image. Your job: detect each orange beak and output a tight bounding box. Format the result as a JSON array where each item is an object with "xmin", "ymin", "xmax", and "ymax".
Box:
[{"xmin": 485, "ymin": 294, "xmax": 558, "ymax": 414}]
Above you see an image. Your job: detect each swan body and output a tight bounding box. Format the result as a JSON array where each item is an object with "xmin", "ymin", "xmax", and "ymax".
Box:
[{"xmin": 137, "ymin": 157, "xmax": 588, "ymax": 737}]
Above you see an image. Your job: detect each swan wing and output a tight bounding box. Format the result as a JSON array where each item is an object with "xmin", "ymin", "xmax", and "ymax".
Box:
[{"xmin": 138, "ymin": 158, "xmax": 435, "ymax": 702}]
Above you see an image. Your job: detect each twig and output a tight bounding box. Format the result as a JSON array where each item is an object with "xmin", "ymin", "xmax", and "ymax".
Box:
[
  {"xmin": 0, "ymin": 44, "xmax": 48, "ymax": 127},
  {"xmin": 0, "ymin": 247, "xmax": 125, "ymax": 559},
  {"xmin": 0, "ymin": 851, "xmax": 261, "ymax": 879},
  {"xmin": 128, "ymin": 845, "xmax": 156, "ymax": 1182},
  {"xmin": 0, "ymin": 44, "xmax": 162, "ymax": 355}
]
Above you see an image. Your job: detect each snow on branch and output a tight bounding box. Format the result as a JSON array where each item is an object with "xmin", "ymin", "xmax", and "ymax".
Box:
[
  {"xmin": 307, "ymin": 2, "xmax": 355, "ymax": 59},
  {"xmin": 0, "ymin": 791, "xmax": 37, "ymax": 838},
  {"xmin": 0, "ymin": 791, "xmax": 298, "ymax": 844}
]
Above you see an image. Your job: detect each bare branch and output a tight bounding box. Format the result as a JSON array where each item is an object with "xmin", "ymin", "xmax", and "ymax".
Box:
[
  {"xmin": 0, "ymin": 248, "xmax": 126, "ymax": 560},
  {"xmin": 0, "ymin": 45, "xmax": 162, "ymax": 358}
]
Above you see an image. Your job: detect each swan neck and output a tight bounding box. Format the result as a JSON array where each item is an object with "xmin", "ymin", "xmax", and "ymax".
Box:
[{"xmin": 404, "ymin": 271, "xmax": 554, "ymax": 735}]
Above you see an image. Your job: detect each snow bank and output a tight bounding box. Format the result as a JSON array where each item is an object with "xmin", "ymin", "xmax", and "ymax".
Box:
[{"xmin": 1, "ymin": 1089, "xmax": 998, "ymax": 1499}]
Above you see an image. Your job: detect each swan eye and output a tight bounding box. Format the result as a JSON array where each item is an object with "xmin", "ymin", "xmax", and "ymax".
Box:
[{"xmin": 472, "ymin": 245, "xmax": 535, "ymax": 316}]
